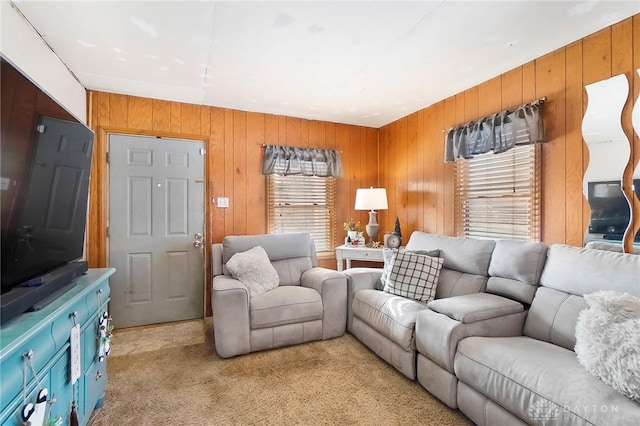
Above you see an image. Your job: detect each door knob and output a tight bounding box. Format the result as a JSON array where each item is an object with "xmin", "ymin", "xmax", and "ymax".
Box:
[{"xmin": 193, "ymin": 232, "xmax": 204, "ymax": 248}]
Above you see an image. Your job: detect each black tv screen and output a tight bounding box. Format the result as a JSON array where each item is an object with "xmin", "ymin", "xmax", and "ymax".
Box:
[
  {"xmin": 588, "ymin": 179, "xmax": 640, "ymax": 241},
  {"xmin": 1, "ymin": 58, "xmax": 94, "ymax": 295}
]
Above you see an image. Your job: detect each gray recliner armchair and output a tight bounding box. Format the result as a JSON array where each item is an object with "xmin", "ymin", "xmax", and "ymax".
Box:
[{"xmin": 211, "ymin": 232, "xmax": 347, "ymax": 358}]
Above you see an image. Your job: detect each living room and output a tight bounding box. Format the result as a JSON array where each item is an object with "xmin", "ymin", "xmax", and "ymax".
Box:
[
  {"xmin": 1, "ymin": 1, "xmax": 639, "ymax": 425},
  {"xmin": 2, "ymin": 1, "xmax": 640, "ymax": 267}
]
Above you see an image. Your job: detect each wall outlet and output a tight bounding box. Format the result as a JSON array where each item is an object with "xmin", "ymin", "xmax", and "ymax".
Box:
[{"xmin": 217, "ymin": 197, "xmax": 229, "ymax": 208}]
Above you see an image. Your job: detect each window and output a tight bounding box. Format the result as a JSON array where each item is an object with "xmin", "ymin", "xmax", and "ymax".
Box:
[
  {"xmin": 267, "ymin": 174, "xmax": 336, "ymax": 252},
  {"xmin": 454, "ymin": 144, "xmax": 541, "ymax": 241}
]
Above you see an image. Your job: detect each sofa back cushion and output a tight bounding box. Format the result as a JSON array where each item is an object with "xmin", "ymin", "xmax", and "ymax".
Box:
[
  {"xmin": 222, "ymin": 233, "xmax": 316, "ymax": 286},
  {"xmin": 538, "ymin": 244, "xmax": 639, "ymax": 295},
  {"xmin": 406, "ymin": 232, "xmax": 496, "ymax": 298},
  {"xmin": 585, "ymin": 240, "xmax": 640, "ymax": 254},
  {"xmin": 487, "ymin": 240, "xmax": 547, "ymax": 304},
  {"xmin": 524, "ymin": 244, "xmax": 640, "ymax": 350}
]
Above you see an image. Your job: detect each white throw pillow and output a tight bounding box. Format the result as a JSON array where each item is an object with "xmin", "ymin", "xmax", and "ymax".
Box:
[
  {"xmin": 575, "ymin": 291, "xmax": 640, "ymax": 402},
  {"xmin": 378, "ymin": 248, "xmax": 396, "ymax": 290},
  {"xmin": 383, "ymin": 250, "xmax": 444, "ymax": 302},
  {"xmin": 226, "ymin": 246, "xmax": 279, "ymax": 298}
]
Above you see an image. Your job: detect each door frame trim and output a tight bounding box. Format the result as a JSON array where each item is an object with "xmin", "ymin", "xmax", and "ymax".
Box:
[{"xmin": 89, "ymin": 126, "xmax": 212, "ymax": 316}]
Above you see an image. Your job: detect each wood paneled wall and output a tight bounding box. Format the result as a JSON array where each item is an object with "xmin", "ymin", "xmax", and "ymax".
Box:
[
  {"xmin": 379, "ymin": 16, "xmax": 640, "ymax": 250},
  {"xmin": 85, "ymin": 15, "xmax": 640, "ymax": 316},
  {"xmin": 86, "ymin": 92, "xmax": 378, "ymax": 305}
]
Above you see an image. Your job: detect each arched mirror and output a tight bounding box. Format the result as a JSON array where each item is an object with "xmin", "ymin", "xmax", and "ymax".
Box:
[
  {"xmin": 582, "ymin": 74, "xmax": 631, "ymax": 244},
  {"xmin": 632, "ymin": 68, "xmax": 640, "ymax": 243}
]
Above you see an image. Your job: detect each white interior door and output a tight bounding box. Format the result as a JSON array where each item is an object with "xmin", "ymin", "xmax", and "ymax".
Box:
[{"xmin": 108, "ymin": 134, "xmax": 205, "ymax": 328}]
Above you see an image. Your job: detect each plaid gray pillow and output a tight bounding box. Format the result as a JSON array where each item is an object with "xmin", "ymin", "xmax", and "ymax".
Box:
[
  {"xmin": 378, "ymin": 248, "xmax": 440, "ymax": 290},
  {"xmin": 384, "ymin": 250, "xmax": 444, "ymax": 302}
]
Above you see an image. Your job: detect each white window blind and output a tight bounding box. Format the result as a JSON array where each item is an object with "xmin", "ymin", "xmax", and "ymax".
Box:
[
  {"xmin": 267, "ymin": 174, "xmax": 336, "ymax": 252},
  {"xmin": 454, "ymin": 144, "xmax": 541, "ymax": 241}
]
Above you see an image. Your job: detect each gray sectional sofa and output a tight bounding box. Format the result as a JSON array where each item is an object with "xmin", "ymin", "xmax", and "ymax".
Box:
[{"xmin": 344, "ymin": 231, "xmax": 640, "ymax": 425}]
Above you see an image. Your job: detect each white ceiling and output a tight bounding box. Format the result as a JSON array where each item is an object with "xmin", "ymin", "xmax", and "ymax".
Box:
[{"xmin": 13, "ymin": 0, "xmax": 640, "ymax": 128}]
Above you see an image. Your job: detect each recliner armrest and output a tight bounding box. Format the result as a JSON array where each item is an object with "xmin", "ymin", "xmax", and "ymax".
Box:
[
  {"xmin": 416, "ymin": 294, "xmax": 526, "ymax": 373},
  {"xmin": 213, "ymin": 274, "xmax": 248, "ymax": 293},
  {"xmin": 301, "ymin": 267, "xmax": 347, "ymax": 339},
  {"xmin": 427, "ymin": 293, "xmax": 524, "ymax": 323},
  {"xmin": 211, "ymin": 275, "xmax": 251, "ymax": 358},
  {"xmin": 343, "ymin": 267, "xmax": 383, "ymax": 332},
  {"xmin": 301, "ymin": 267, "xmax": 345, "ymax": 291},
  {"xmin": 343, "ymin": 267, "xmax": 383, "ymax": 293}
]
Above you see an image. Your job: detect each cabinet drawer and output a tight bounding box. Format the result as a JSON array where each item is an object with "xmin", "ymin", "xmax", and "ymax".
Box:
[
  {"xmin": 85, "ymin": 281, "xmax": 110, "ymax": 316},
  {"xmin": 0, "ymin": 349, "xmax": 68, "ymax": 426},
  {"xmin": 345, "ymin": 251, "xmax": 383, "ymax": 261},
  {"xmin": 0, "ymin": 370, "xmax": 50, "ymax": 426},
  {"xmin": 0, "ymin": 331, "xmax": 56, "ymax": 408},
  {"xmin": 82, "ymin": 359, "xmax": 107, "ymax": 419},
  {"xmin": 50, "ymin": 301, "xmax": 89, "ymax": 350}
]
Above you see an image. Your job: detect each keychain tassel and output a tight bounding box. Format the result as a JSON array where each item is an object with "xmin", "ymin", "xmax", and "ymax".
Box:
[{"xmin": 70, "ymin": 400, "xmax": 79, "ymax": 426}]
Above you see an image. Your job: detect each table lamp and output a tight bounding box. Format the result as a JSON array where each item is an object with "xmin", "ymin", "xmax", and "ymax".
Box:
[{"xmin": 354, "ymin": 187, "xmax": 388, "ymax": 245}]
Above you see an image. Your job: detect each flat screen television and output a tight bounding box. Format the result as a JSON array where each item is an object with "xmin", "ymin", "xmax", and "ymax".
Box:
[
  {"xmin": 1, "ymin": 57, "xmax": 94, "ymax": 323},
  {"xmin": 587, "ymin": 179, "xmax": 640, "ymax": 241}
]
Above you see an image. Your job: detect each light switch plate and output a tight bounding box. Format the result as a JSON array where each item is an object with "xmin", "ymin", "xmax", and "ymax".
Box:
[{"xmin": 217, "ymin": 197, "xmax": 229, "ymax": 208}]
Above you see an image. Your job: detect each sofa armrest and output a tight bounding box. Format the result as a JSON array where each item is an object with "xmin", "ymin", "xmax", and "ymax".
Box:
[
  {"xmin": 343, "ymin": 267, "xmax": 383, "ymax": 331},
  {"xmin": 427, "ymin": 293, "xmax": 524, "ymax": 323},
  {"xmin": 344, "ymin": 267, "xmax": 382, "ymax": 292},
  {"xmin": 211, "ymin": 243, "xmax": 224, "ymax": 276},
  {"xmin": 301, "ymin": 267, "xmax": 347, "ymax": 339},
  {"xmin": 212, "ymin": 275, "xmax": 251, "ymax": 358},
  {"xmin": 415, "ymin": 294, "xmax": 527, "ymax": 373}
]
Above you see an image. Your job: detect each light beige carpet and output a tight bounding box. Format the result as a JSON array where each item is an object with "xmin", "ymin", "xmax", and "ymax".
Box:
[{"xmin": 89, "ymin": 327, "xmax": 471, "ymax": 426}]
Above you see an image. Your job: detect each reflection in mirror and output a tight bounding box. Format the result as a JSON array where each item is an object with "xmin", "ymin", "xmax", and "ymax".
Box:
[
  {"xmin": 582, "ymin": 74, "xmax": 630, "ymax": 244},
  {"xmin": 633, "ymin": 69, "xmax": 640, "ymax": 242}
]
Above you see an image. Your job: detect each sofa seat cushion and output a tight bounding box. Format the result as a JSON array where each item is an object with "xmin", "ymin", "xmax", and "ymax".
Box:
[
  {"xmin": 455, "ymin": 336, "xmax": 640, "ymax": 425},
  {"xmin": 250, "ymin": 286, "xmax": 322, "ymax": 329},
  {"xmin": 352, "ymin": 289, "xmax": 428, "ymax": 351},
  {"xmin": 428, "ymin": 293, "xmax": 523, "ymax": 323}
]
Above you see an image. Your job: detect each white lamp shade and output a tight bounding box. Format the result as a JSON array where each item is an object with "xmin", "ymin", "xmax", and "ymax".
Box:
[{"xmin": 354, "ymin": 188, "xmax": 388, "ymax": 210}]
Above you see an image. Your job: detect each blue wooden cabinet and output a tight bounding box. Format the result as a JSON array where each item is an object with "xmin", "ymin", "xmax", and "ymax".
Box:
[{"xmin": 0, "ymin": 268, "xmax": 115, "ymax": 426}]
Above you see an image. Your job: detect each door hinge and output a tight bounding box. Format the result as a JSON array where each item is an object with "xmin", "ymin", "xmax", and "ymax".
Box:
[
  {"xmin": 106, "ymin": 152, "xmax": 110, "ymax": 163},
  {"xmin": 106, "ymin": 226, "xmax": 109, "ymax": 237},
  {"xmin": 199, "ymin": 148, "xmax": 206, "ymax": 156}
]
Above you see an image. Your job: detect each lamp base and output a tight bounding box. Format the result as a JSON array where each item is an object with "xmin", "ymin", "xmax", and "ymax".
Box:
[{"xmin": 365, "ymin": 210, "xmax": 380, "ymax": 244}]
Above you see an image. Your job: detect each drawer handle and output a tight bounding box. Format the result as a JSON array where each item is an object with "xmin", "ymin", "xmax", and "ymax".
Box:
[{"xmin": 96, "ymin": 370, "xmax": 103, "ymax": 380}]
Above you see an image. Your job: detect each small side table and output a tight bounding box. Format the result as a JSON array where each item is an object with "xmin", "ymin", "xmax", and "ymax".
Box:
[{"xmin": 335, "ymin": 244, "xmax": 384, "ymax": 272}]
